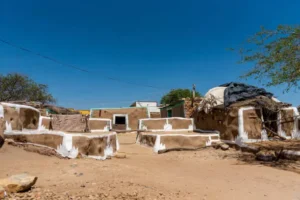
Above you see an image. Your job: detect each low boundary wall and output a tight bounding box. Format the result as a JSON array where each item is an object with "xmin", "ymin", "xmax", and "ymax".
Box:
[
  {"xmin": 139, "ymin": 117, "xmax": 194, "ymax": 132},
  {"xmin": 137, "ymin": 132, "xmax": 220, "ymax": 153}
]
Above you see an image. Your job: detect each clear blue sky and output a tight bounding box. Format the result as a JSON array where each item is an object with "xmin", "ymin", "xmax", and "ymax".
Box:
[{"xmin": 1, "ymin": 0, "xmax": 299, "ymax": 109}]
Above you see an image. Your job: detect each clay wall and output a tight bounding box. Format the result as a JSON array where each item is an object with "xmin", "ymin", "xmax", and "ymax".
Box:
[
  {"xmin": 243, "ymin": 109, "xmax": 262, "ymax": 139},
  {"xmin": 280, "ymin": 109, "xmax": 295, "ymax": 137},
  {"xmin": 150, "ymin": 112, "xmax": 161, "ymax": 118},
  {"xmin": 139, "ymin": 117, "xmax": 193, "ymax": 131},
  {"xmin": 51, "ymin": 114, "xmax": 86, "ymax": 132},
  {"xmin": 193, "ymin": 108, "xmax": 239, "ymax": 141},
  {"xmin": 1, "ymin": 103, "xmax": 40, "ymax": 131},
  {"xmin": 91, "ymin": 107, "xmax": 148, "ymax": 130},
  {"xmin": 193, "ymin": 107, "xmax": 264, "ymax": 141},
  {"xmin": 89, "ymin": 119, "xmax": 111, "ymax": 131}
]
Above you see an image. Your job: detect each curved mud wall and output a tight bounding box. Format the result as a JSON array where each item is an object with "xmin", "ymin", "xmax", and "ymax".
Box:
[{"xmin": 193, "ymin": 107, "xmax": 263, "ymax": 141}]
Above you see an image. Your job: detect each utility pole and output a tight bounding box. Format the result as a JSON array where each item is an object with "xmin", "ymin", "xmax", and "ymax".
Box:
[{"xmin": 192, "ymin": 84, "xmax": 196, "ymax": 107}]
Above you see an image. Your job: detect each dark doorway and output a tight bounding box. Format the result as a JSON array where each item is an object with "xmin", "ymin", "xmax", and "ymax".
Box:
[
  {"xmin": 115, "ymin": 116, "xmax": 126, "ymax": 124},
  {"xmin": 167, "ymin": 110, "xmax": 172, "ymax": 118}
]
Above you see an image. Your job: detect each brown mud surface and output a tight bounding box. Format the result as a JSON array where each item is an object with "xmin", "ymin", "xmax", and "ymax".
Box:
[{"xmin": 1, "ymin": 133, "xmax": 300, "ymax": 200}]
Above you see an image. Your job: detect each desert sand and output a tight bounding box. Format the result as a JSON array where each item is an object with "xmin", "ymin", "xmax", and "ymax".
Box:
[{"xmin": 1, "ymin": 133, "xmax": 300, "ymax": 200}]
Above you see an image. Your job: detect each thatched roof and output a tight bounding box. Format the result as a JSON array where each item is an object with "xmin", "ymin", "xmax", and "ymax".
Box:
[{"xmin": 228, "ymin": 96, "xmax": 291, "ymax": 112}]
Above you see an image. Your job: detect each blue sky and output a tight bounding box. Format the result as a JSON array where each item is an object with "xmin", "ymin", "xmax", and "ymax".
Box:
[{"xmin": 1, "ymin": 0, "xmax": 299, "ymax": 109}]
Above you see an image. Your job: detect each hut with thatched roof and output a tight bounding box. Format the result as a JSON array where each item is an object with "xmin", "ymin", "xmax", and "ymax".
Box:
[{"xmin": 192, "ymin": 83, "xmax": 300, "ymax": 143}]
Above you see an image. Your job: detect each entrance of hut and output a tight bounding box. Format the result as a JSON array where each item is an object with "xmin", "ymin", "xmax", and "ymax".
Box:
[
  {"xmin": 113, "ymin": 115, "xmax": 127, "ymax": 130},
  {"xmin": 262, "ymin": 108, "xmax": 278, "ymax": 136}
]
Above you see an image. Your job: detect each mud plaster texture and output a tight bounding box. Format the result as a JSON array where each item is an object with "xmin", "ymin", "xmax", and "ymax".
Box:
[
  {"xmin": 3, "ymin": 105, "xmax": 40, "ymax": 130},
  {"xmin": 138, "ymin": 132, "xmax": 209, "ymax": 150},
  {"xmin": 280, "ymin": 110, "xmax": 294, "ymax": 136},
  {"xmin": 92, "ymin": 108, "xmax": 148, "ymax": 130},
  {"xmin": 51, "ymin": 114, "xmax": 86, "ymax": 132},
  {"xmin": 142, "ymin": 119, "xmax": 166, "ymax": 130},
  {"xmin": 243, "ymin": 109, "xmax": 262, "ymax": 139},
  {"xmin": 5, "ymin": 134, "xmax": 64, "ymax": 149},
  {"xmin": 5, "ymin": 133, "xmax": 117, "ymax": 157},
  {"xmin": 150, "ymin": 112, "xmax": 161, "ymax": 118},
  {"xmin": 41, "ymin": 118, "xmax": 51, "ymax": 129},
  {"xmin": 72, "ymin": 134, "xmax": 117, "ymax": 157},
  {"xmin": 193, "ymin": 108, "xmax": 238, "ymax": 140},
  {"xmin": 193, "ymin": 107, "xmax": 262, "ymax": 140},
  {"xmin": 88, "ymin": 120, "xmax": 109, "ymax": 130},
  {"xmin": 168, "ymin": 118, "xmax": 192, "ymax": 129}
]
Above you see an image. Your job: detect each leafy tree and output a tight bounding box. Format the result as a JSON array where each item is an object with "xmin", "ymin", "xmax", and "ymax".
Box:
[
  {"xmin": 233, "ymin": 25, "xmax": 300, "ymax": 91},
  {"xmin": 160, "ymin": 89, "xmax": 201, "ymax": 105},
  {"xmin": 0, "ymin": 73, "xmax": 56, "ymax": 104}
]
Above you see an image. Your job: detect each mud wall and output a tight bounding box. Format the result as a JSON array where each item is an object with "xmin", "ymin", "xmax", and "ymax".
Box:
[
  {"xmin": 51, "ymin": 114, "xmax": 86, "ymax": 132},
  {"xmin": 137, "ymin": 133, "xmax": 216, "ymax": 153},
  {"xmin": 0, "ymin": 103, "xmax": 40, "ymax": 131},
  {"xmin": 72, "ymin": 134, "xmax": 117, "ymax": 157},
  {"xmin": 161, "ymin": 109, "xmax": 167, "ymax": 118},
  {"xmin": 243, "ymin": 109, "xmax": 262, "ymax": 139},
  {"xmin": 5, "ymin": 132, "xmax": 118, "ymax": 159},
  {"xmin": 5, "ymin": 134, "xmax": 64, "ymax": 149},
  {"xmin": 279, "ymin": 109, "xmax": 295, "ymax": 137},
  {"xmin": 150, "ymin": 112, "xmax": 161, "ymax": 118},
  {"xmin": 89, "ymin": 119, "xmax": 111, "ymax": 131},
  {"xmin": 160, "ymin": 104, "xmax": 185, "ymax": 118},
  {"xmin": 193, "ymin": 107, "xmax": 264, "ymax": 141},
  {"xmin": 91, "ymin": 108, "xmax": 148, "ymax": 130},
  {"xmin": 139, "ymin": 117, "xmax": 193, "ymax": 131},
  {"xmin": 172, "ymin": 104, "xmax": 185, "ymax": 117},
  {"xmin": 193, "ymin": 108, "xmax": 238, "ymax": 141}
]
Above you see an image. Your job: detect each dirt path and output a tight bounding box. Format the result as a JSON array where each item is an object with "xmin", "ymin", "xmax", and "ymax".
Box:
[{"xmin": 1, "ymin": 133, "xmax": 300, "ymax": 200}]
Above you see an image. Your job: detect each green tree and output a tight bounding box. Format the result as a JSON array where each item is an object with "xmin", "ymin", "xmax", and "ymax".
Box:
[
  {"xmin": 160, "ymin": 89, "xmax": 201, "ymax": 105},
  {"xmin": 233, "ymin": 25, "xmax": 300, "ymax": 91},
  {"xmin": 0, "ymin": 73, "xmax": 56, "ymax": 104}
]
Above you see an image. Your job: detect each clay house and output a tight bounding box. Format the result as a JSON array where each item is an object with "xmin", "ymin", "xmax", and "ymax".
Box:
[
  {"xmin": 130, "ymin": 101, "xmax": 161, "ymax": 118},
  {"xmin": 90, "ymin": 107, "xmax": 149, "ymax": 131},
  {"xmin": 192, "ymin": 83, "xmax": 300, "ymax": 143}
]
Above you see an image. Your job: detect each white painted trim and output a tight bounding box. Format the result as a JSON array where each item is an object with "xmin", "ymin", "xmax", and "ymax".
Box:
[
  {"xmin": 140, "ymin": 132, "xmax": 220, "ymax": 153},
  {"xmin": 113, "ymin": 114, "xmax": 129, "ymax": 130},
  {"xmin": 5, "ymin": 130, "xmax": 118, "ymax": 159},
  {"xmin": 89, "ymin": 118, "xmax": 112, "ymax": 131},
  {"xmin": 237, "ymin": 107, "xmax": 265, "ymax": 142},
  {"xmin": 142, "ymin": 133, "xmax": 219, "ymax": 137},
  {"xmin": 0, "ymin": 105, "xmax": 4, "ymax": 118},
  {"xmin": 278, "ymin": 107, "xmax": 300, "ymax": 139},
  {"xmin": 1, "ymin": 102, "xmax": 40, "ymax": 113},
  {"xmin": 140, "ymin": 117, "xmax": 192, "ymax": 121},
  {"xmin": 38, "ymin": 116, "xmax": 51, "ymax": 131},
  {"xmin": 139, "ymin": 117, "xmax": 194, "ymax": 131}
]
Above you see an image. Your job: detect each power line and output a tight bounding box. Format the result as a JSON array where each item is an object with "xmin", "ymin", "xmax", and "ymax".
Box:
[{"xmin": 0, "ymin": 38, "xmax": 167, "ymax": 90}]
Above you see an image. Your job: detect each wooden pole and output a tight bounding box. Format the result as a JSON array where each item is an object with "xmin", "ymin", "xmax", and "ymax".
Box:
[{"xmin": 192, "ymin": 84, "xmax": 196, "ymax": 107}]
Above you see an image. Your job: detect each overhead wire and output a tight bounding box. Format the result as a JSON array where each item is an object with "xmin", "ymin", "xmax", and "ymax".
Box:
[{"xmin": 0, "ymin": 38, "xmax": 168, "ymax": 90}]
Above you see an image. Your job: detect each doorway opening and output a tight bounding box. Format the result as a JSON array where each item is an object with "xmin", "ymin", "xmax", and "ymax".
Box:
[{"xmin": 115, "ymin": 116, "xmax": 126, "ymax": 125}]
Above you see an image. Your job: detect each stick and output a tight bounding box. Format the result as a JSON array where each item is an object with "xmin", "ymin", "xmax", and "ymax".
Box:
[
  {"xmin": 264, "ymin": 126, "xmax": 286, "ymax": 140},
  {"xmin": 158, "ymin": 147, "xmax": 205, "ymax": 154}
]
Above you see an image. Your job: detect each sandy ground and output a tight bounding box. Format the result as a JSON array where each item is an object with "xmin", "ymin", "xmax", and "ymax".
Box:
[{"xmin": 1, "ymin": 133, "xmax": 300, "ymax": 200}]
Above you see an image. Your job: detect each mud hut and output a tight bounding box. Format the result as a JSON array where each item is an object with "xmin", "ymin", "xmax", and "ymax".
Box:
[{"xmin": 192, "ymin": 83, "xmax": 300, "ymax": 142}]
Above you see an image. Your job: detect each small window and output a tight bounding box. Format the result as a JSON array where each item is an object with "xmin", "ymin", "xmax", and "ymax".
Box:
[{"xmin": 115, "ymin": 116, "xmax": 126, "ymax": 125}]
